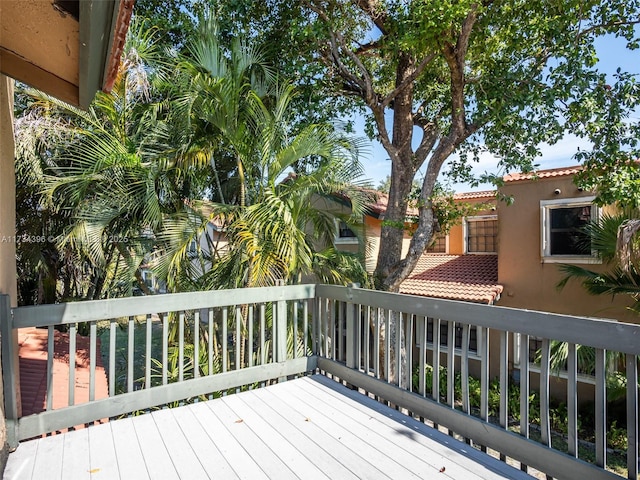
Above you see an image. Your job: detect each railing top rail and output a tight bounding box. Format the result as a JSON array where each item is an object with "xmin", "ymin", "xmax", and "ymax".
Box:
[
  {"xmin": 316, "ymin": 284, "xmax": 640, "ymax": 356},
  {"xmin": 10, "ymin": 284, "xmax": 316, "ymax": 328}
]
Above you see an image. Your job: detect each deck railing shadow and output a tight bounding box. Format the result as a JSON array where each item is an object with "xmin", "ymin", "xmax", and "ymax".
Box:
[{"xmin": 2, "ymin": 284, "xmax": 638, "ymax": 480}]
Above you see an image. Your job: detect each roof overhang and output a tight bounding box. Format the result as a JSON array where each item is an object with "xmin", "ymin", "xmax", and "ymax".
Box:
[{"xmin": 0, "ymin": 0, "xmax": 133, "ymax": 109}]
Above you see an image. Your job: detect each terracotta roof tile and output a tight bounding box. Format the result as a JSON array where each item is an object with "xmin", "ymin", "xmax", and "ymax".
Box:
[
  {"xmin": 503, "ymin": 166, "xmax": 582, "ymax": 183},
  {"xmin": 366, "ymin": 192, "xmax": 419, "ymax": 218},
  {"xmin": 453, "ymin": 190, "xmax": 496, "ymax": 200},
  {"xmin": 400, "ymin": 254, "xmax": 503, "ymax": 304}
]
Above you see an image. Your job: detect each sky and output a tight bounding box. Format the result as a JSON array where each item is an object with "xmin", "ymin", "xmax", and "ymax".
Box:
[{"xmin": 351, "ymin": 34, "xmax": 639, "ymax": 193}]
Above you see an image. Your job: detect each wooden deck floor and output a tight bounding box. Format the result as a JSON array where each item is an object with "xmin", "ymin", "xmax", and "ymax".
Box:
[{"xmin": 4, "ymin": 375, "xmax": 534, "ymax": 480}]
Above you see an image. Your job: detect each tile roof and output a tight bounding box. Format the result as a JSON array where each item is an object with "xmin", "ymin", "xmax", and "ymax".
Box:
[
  {"xmin": 400, "ymin": 254, "xmax": 503, "ymax": 304},
  {"xmin": 366, "ymin": 192, "xmax": 419, "ymax": 218},
  {"xmin": 18, "ymin": 327, "xmax": 109, "ymax": 426},
  {"xmin": 503, "ymin": 166, "xmax": 582, "ymax": 182},
  {"xmin": 453, "ymin": 190, "xmax": 496, "ymax": 200}
]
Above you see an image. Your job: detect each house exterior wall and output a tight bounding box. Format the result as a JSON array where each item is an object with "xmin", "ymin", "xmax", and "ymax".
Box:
[
  {"xmin": 496, "ymin": 174, "xmax": 637, "ymax": 323},
  {"xmin": 447, "ymin": 197, "xmax": 496, "ymax": 255},
  {"xmin": 0, "ymin": 74, "xmax": 17, "ymax": 471}
]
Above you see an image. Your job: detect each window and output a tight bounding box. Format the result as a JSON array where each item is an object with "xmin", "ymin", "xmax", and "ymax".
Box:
[
  {"xmin": 426, "ymin": 318, "xmax": 478, "ymax": 353},
  {"xmin": 465, "ymin": 215, "xmax": 497, "ymax": 254},
  {"xmin": 427, "ymin": 234, "xmax": 448, "ymax": 253},
  {"xmin": 540, "ymin": 197, "xmax": 598, "ymax": 262},
  {"xmin": 334, "ymin": 220, "xmax": 359, "ymax": 245}
]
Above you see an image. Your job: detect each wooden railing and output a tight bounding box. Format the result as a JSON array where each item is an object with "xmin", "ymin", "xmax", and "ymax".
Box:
[
  {"xmin": 315, "ymin": 285, "xmax": 639, "ymax": 480},
  {"xmin": 2, "ymin": 284, "xmax": 639, "ymax": 479},
  {"xmin": 0, "ymin": 285, "xmax": 317, "ymax": 443}
]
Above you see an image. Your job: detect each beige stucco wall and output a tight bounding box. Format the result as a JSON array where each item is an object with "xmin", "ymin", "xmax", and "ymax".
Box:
[
  {"xmin": 497, "ymin": 175, "xmax": 637, "ymax": 323},
  {"xmin": 447, "ymin": 198, "xmax": 496, "ymax": 255},
  {"xmin": 0, "ymin": 74, "xmax": 17, "ymax": 471}
]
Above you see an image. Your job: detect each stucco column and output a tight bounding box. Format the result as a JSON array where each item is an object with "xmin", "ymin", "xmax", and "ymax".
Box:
[{"xmin": 0, "ymin": 74, "xmax": 19, "ymax": 468}]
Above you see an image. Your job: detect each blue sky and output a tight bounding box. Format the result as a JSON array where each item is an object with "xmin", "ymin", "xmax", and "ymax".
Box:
[{"xmin": 352, "ymin": 34, "xmax": 639, "ymax": 192}]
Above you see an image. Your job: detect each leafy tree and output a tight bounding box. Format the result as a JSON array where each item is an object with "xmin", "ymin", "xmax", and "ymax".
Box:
[{"xmin": 210, "ymin": 0, "xmax": 640, "ymax": 292}]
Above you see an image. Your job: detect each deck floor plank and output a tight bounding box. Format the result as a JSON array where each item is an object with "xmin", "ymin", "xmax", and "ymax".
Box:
[
  {"xmin": 277, "ymin": 379, "xmax": 463, "ymax": 479},
  {"xmin": 5, "ymin": 375, "xmax": 537, "ymax": 480},
  {"xmin": 186, "ymin": 401, "xmax": 269, "ymax": 480},
  {"xmin": 130, "ymin": 412, "xmax": 179, "ymax": 480},
  {"xmin": 260, "ymin": 384, "xmax": 424, "ymax": 479},
  {"xmin": 109, "ymin": 417, "xmax": 150, "ymax": 480},
  {"xmin": 238, "ymin": 390, "xmax": 361, "ymax": 480},
  {"xmin": 203, "ymin": 395, "xmax": 299, "ymax": 480},
  {"xmin": 87, "ymin": 422, "xmax": 120, "ymax": 480},
  {"xmin": 222, "ymin": 392, "xmax": 330, "ymax": 480},
  {"xmin": 29, "ymin": 432, "xmax": 64, "ymax": 480},
  {"xmin": 2, "ymin": 435, "xmax": 37, "ymax": 480},
  {"xmin": 306, "ymin": 375, "xmax": 534, "ymax": 479},
  {"xmin": 61, "ymin": 428, "xmax": 91, "ymax": 480},
  {"xmin": 150, "ymin": 408, "xmax": 209, "ymax": 480},
  {"xmin": 169, "ymin": 404, "xmax": 240, "ymax": 480},
  {"xmin": 253, "ymin": 387, "xmax": 389, "ymax": 479}
]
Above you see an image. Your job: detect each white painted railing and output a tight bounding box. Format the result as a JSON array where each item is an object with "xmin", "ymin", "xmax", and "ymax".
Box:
[
  {"xmin": 2, "ymin": 284, "xmax": 639, "ymax": 479},
  {"xmin": 314, "ymin": 285, "xmax": 640, "ymax": 480},
  {"xmin": 0, "ymin": 285, "xmax": 316, "ymax": 443}
]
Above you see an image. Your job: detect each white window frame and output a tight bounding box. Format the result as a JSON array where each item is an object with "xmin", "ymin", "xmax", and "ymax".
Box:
[
  {"xmin": 427, "ymin": 233, "xmax": 449, "ymax": 253},
  {"xmin": 463, "ymin": 215, "xmax": 498, "ymax": 255},
  {"xmin": 334, "ymin": 220, "xmax": 359, "ymax": 245},
  {"xmin": 540, "ymin": 196, "xmax": 600, "ymax": 264}
]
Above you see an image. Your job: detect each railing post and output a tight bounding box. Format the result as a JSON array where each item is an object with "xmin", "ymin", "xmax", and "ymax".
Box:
[
  {"xmin": 0, "ymin": 294, "xmax": 19, "ymax": 447},
  {"xmin": 345, "ymin": 284, "xmax": 359, "ymax": 369},
  {"xmin": 275, "ymin": 280, "xmax": 287, "ymax": 365}
]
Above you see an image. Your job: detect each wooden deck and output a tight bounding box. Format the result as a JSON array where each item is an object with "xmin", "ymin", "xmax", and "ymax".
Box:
[{"xmin": 4, "ymin": 375, "xmax": 534, "ymax": 480}]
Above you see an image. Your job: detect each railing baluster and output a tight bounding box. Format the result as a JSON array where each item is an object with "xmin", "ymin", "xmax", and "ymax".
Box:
[
  {"xmin": 499, "ymin": 330, "xmax": 508, "ymax": 431},
  {"xmin": 374, "ymin": 308, "xmax": 380, "ymax": 379},
  {"xmin": 260, "ymin": 304, "xmax": 266, "ymax": 364},
  {"xmin": 364, "ymin": 305, "xmax": 371, "ymax": 375},
  {"xmin": 330, "ymin": 300, "xmax": 336, "ymax": 361},
  {"xmin": 447, "ymin": 320, "xmax": 455, "ymax": 408},
  {"xmin": 384, "ymin": 310, "xmax": 390, "ymax": 382},
  {"xmin": 162, "ymin": 313, "xmax": 168, "ymax": 386},
  {"xmin": 127, "ymin": 317, "xmax": 134, "ymax": 393},
  {"xmin": 303, "ymin": 300, "xmax": 309, "ymax": 355},
  {"xmin": 406, "ymin": 314, "xmax": 413, "ymax": 392},
  {"xmin": 272, "ymin": 302, "xmax": 277, "ymax": 363},
  {"xmin": 461, "ymin": 323, "xmax": 469, "ymax": 414},
  {"xmin": 311, "ymin": 298, "xmax": 318, "ymax": 356},
  {"xmin": 356, "ymin": 304, "xmax": 362, "ymax": 371},
  {"xmin": 626, "ymin": 353, "xmax": 638, "ymax": 479},
  {"xmin": 145, "ymin": 314, "xmax": 152, "ymax": 389},
  {"xmin": 396, "ymin": 312, "xmax": 402, "ymax": 388},
  {"xmin": 520, "ymin": 334, "xmax": 530, "ymax": 440},
  {"xmin": 480, "ymin": 327, "xmax": 489, "ymax": 422},
  {"xmin": 595, "ymin": 347, "xmax": 607, "ymax": 467},
  {"xmin": 567, "ymin": 342, "xmax": 577, "ymax": 457},
  {"xmin": 89, "ymin": 321, "xmax": 97, "ymax": 402},
  {"xmin": 248, "ymin": 305, "xmax": 254, "ymax": 366},
  {"xmin": 235, "ymin": 306, "xmax": 241, "ymax": 370},
  {"xmin": 208, "ymin": 309, "xmax": 214, "ymax": 375},
  {"xmin": 68, "ymin": 323, "xmax": 77, "ymax": 406},
  {"xmin": 518, "ymin": 333, "xmax": 530, "ymax": 473},
  {"xmin": 109, "ymin": 320, "xmax": 116, "ymax": 395},
  {"xmin": 433, "ymin": 318, "xmax": 441, "ymax": 403},
  {"xmin": 46, "ymin": 325, "xmax": 54, "ymax": 410},
  {"xmin": 540, "ymin": 338, "xmax": 551, "ymax": 448},
  {"xmin": 194, "ymin": 310, "xmax": 200, "ymax": 379},
  {"xmin": 178, "ymin": 312, "xmax": 185, "ymax": 382},
  {"xmin": 292, "ymin": 302, "xmax": 297, "ymax": 359},
  {"xmin": 222, "ymin": 307, "xmax": 228, "ymax": 372},
  {"xmin": 419, "ymin": 316, "xmax": 426, "ymax": 397}
]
